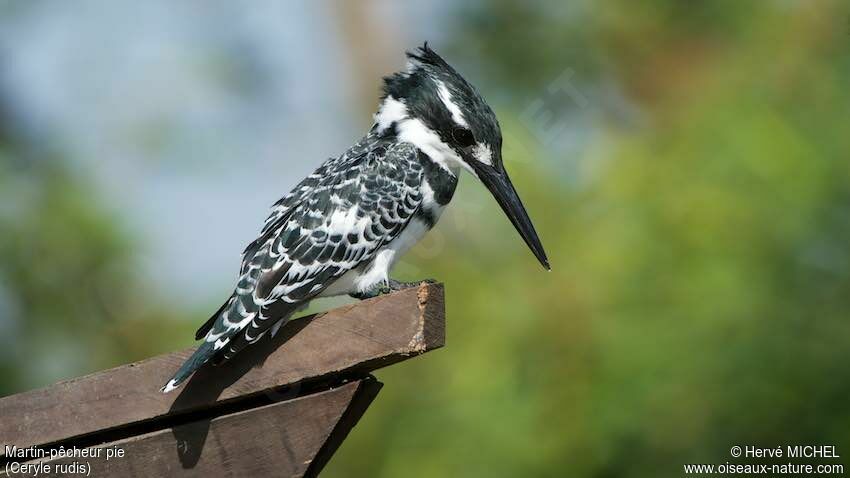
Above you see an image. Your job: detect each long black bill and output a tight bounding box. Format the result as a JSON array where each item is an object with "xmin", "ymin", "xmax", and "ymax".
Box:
[{"xmin": 474, "ymin": 165, "xmax": 550, "ymax": 270}]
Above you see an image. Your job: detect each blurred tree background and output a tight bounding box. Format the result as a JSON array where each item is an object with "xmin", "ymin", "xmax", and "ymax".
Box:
[
  {"xmin": 0, "ymin": 102, "xmax": 191, "ymax": 393},
  {"xmin": 1, "ymin": 1, "xmax": 849, "ymax": 476}
]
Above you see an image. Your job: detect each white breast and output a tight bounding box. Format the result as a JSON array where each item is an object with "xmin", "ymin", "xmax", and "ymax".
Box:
[{"xmin": 385, "ymin": 217, "xmax": 433, "ymax": 264}]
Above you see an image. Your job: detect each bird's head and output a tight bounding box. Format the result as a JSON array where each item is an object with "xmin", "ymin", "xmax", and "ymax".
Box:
[{"xmin": 374, "ymin": 44, "xmax": 549, "ymax": 270}]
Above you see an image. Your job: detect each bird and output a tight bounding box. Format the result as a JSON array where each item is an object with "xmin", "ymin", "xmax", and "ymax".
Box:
[{"xmin": 161, "ymin": 44, "xmax": 549, "ymax": 393}]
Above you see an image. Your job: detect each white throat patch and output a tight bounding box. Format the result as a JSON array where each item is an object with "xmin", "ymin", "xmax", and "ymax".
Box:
[{"xmin": 395, "ymin": 118, "xmax": 469, "ymax": 176}]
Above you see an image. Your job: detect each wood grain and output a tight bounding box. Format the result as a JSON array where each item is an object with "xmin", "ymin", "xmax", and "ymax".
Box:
[
  {"xmin": 1, "ymin": 380, "xmax": 380, "ymax": 478},
  {"xmin": 0, "ymin": 284, "xmax": 444, "ymax": 454}
]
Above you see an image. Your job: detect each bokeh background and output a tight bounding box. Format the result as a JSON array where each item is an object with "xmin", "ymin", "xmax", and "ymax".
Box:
[{"xmin": 2, "ymin": 1, "xmax": 849, "ymax": 476}]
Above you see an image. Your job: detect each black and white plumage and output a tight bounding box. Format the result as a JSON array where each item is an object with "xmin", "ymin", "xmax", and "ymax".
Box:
[{"xmin": 162, "ymin": 44, "xmax": 548, "ymax": 393}]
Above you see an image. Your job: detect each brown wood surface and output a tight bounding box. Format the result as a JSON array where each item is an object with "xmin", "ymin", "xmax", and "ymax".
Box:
[
  {"xmin": 0, "ymin": 284, "xmax": 444, "ymax": 454},
  {"xmin": 1, "ymin": 380, "xmax": 380, "ymax": 478}
]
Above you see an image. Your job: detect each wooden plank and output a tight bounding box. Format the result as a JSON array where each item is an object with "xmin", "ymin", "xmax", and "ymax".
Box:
[
  {"xmin": 0, "ymin": 284, "xmax": 444, "ymax": 453},
  {"xmin": 304, "ymin": 376, "xmax": 383, "ymax": 477},
  {"xmin": 1, "ymin": 379, "xmax": 380, "ymax": 478}
]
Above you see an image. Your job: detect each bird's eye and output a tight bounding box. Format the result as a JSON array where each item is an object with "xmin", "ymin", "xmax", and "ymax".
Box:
[{"xmin": 452, "ymin": 128, "xmax": 475, "ymax": 148}]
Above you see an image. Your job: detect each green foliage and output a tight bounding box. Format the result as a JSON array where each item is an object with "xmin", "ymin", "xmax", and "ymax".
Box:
[{"xmin": 0, "ymin": 154, "xmax": 187, "ymax": 394}]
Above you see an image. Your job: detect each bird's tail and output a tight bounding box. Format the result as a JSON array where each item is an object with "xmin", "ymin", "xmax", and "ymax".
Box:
[{"xmin": 160, "ymin": 341, "xmax": 217, "ymax": 393}]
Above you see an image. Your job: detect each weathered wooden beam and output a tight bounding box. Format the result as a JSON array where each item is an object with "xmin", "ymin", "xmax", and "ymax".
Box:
[
  {"xmin": 0, "ymin": 284, "xmax": 444, "ymax": 455},
  {"xmin": 2, "ymin": 379, "xmax": 381, "ymax": 478}
]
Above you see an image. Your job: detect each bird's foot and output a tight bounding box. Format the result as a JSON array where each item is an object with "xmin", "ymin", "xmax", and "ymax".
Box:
[
  {"xmin": 349, "ymin": 278, "xmax": 436, "ymax": 300},
  {"xmin": 349, "ymin": 282, "xmax": 393, "ymax": 300},
  {"xmin": 388, "ymin": 278, "xmax": 436, "ymax": 291}
]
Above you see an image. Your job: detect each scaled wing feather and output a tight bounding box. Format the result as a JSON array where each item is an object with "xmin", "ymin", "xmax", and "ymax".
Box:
[{"xmin": 204, "ymin": 138, "xmax": 425, "ymax": 362}]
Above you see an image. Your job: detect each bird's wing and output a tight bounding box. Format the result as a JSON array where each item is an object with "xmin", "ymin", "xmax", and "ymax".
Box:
[{"xmin": 204, "ymin": 139, "xmax": 425, "ymax": 363}]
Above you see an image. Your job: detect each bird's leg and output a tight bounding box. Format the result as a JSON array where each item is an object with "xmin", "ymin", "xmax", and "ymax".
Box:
[{"xmin": 388, "ymin": 278, "xmax": 437, "ymax": 290}]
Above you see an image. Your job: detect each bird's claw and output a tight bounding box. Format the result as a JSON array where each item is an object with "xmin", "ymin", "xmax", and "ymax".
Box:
[
  {"xmin": 349, "ymin": 282, "xmax": 391, "ymax": 300},
  {"xmin": 349, "ymin": 278, "xmax": 436, "ymax": 300},
  {"xmin": 388, "ymin": 278, "xmax": 436, "ymax": 290}
]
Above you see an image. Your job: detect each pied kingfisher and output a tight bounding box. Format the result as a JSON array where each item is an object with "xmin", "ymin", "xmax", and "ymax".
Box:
[{"xmin": 162, "ymin": 44, "xmax": 549, "ymax": 393}]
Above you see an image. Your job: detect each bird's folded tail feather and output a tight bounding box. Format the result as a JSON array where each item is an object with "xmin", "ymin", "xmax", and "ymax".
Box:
[{"xmin": 160, "ymin": 341, "xmax": 217, "ymax": 393}]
